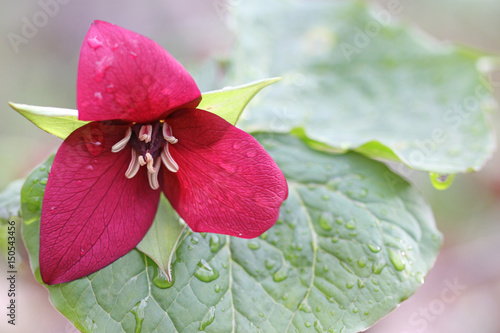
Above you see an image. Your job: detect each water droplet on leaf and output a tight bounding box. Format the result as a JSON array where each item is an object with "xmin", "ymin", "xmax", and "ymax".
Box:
[
  {"xmin": 209, "ymin": 235, "xmax": 220, "ymax": 253},
  {"xmin": 368, "ymin": 244, "xmax": 381, "ymax": 253},
  {"xmin": 195, "ymin": 259, "xmax": 219, "ymax": 282},
  {"xmin": 153, "ymin": 267, "xmax": 174, "ymax": 289},
  {"xmin": 199, "ymin": 306, "xmax": 216, "ymax": 330},
  {"xmin": 388, "ymin": 249, "xmax": 406, "ymax": 271},
  {"xmin": 430, "ymin": 172, "xmax": 455, "ymax": 190}
]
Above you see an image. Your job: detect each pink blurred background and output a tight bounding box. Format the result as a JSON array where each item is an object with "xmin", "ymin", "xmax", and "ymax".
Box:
[{"xmin": 1, "ymin": 0, "xmax": 500, "ymax": 332}]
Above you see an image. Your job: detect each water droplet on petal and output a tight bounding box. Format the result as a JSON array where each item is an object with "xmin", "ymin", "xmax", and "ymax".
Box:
[
  {"xmin": 233, "ymin": 141, "xmax": 241, "ymax": 150},
  {"xmin": 76, "ymin": 180, "xmax": 83, "ymax": 186},
  {"xmin": 87, "ymin": 36, "xmax": 103, "ymax": 49},
  {"xmin": 106, "ymin": 84, "xmax": 115, "ymax": 93},
  {"xmin": 245, "ymin": 149, "xmax": 257, "ymax": 158},
  {"xmin": 94, "ymin": 56, "xmax": 114, "ymax": 83},
  {"xmin": 94, "ymin": 92, "xmax": 102, "ymax": 103}
]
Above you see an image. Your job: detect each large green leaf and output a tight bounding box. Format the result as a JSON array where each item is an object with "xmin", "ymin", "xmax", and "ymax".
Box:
[
  {"xmin": 22, "ymin": 134, "xmax": 441, "ymax": 332},
  {"xmin": 229, "ymin": 0, "xmax": 496, "ymax": 174},
  {"xmin": 10, "ymin": 78, "xmax": 279, "ymax": 140}
]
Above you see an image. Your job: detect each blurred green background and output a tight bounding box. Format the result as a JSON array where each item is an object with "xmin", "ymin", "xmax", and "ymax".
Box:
[{"xmin": 1, "ymin": 0, "xmax": 500, "ymax": 332}]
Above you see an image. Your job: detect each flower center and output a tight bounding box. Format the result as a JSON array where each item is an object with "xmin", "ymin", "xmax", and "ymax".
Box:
[{"xmin": 111, "ymin": 121, "xmax": 179, "ymax": 190}]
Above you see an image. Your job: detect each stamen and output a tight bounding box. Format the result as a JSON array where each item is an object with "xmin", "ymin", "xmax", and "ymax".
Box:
[
  {"xmin": 147, "ymin": 158, "xmax": 162, "ymax": 190},
  {"xmin": 138, "ymin": 155, "xmax": 146, "ymax": 166},
  {"xmin": 161, "ymin": 143, "xmax": 179, "ymax": 173},
  {"xmin": 145, "ymin": 152, "xmax": 155, "ymax": 173},
  {"xmin": 138, "ymin": 124, "xmax": 153, "ymax": 143},
  {"xmin": 112, "ymin": 127, "xmax": 132, "ymax": 153},
  {"xmin": 125, "ymin": 149, "xmax": 141, "ymax": 179},
  {"xmin": 162, "ymin": 122, "xmax": 178, "ymax": 144}
]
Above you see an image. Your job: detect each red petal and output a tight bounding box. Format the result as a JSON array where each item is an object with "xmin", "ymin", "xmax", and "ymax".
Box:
[
  {"xmin": 77, "ymin": 20, "xmax": 201, "ymax": 123},
  {"xmin": 40, "ymin": 122, "xmax": 160, "ymax": 284},
  {"xmin": 162, "ymin": 109, "xmax": 288, "ymax": 238}
]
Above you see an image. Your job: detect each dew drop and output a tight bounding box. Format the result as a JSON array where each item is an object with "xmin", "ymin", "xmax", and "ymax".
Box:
[
  {"xmin": 372, "ymin": 261, "xmax": 386, "ymax": 274},
  {"xmin": 345, "ymin": 220, "xmax": 356, "ymax": 230},
  {"xmin": 39, "ymin": 166, "xmax": 46, "ymax": 172},
  {"xmin": 299, "ymin": 303, "xmax": 312, "ymax": 313},
  {"xmin": 195, "ymin": 259, "xmax": 219, "ymax": 282},
  {"xmin": 39, "ymin": 178, "xmax": 48, "ymax": 185},
  {"xmin": 94, "ymin": 92, "xmax": 102, "ymax": 102},
  {"xmin": 129, "ymin": 51, "xmax": 138, "ymax": 58},
  {"xmin": 319, "ymin": 212, "xmax": 333, "ymax": 231},
  {"xmin": 258, "ymin": 312, "xmax": 265, "ymax": 318},
  {"xmin": 357, "ymin": 279, "xmax": 365, "ymax": 289},
  {"xmin": 430, "ymin": 172, "xmax": 456, "ymax": 190},
  {"xmin": 357, "ymin": 258, "xmax": 367, "ymax": 268},
  {"xmin": 214, "ymin": 284, "xmax": 221, "ymax": 293},
  {"xmin": 94, "ymin": 56, "xmax": 114, "ymax": 83},
  {"xmin": 265, "ymin": 259, "xmax": 276, "ymax": 270},
  {"xmin": 331, "ymin": 237, "xmax": 339, "ymax": 243},
  {"xmin": 260, "ymin": 232, "xmax": 269, "ymax": 240},
  {"xmin": 87, "ymin": 36, "xmax": 103, "ymax": 49},
  {"xmin": 246, "ymin": 149, "xmax": 257, "ymax": 158},
  {"xmin": 388, "ymin": 249, "xmax": 406, "ymax": 271},
  {"xmin": 26, "ymin": 197, "xmax": 42, "ymax": 213},
  {"xmin": 305, "ymin": 322, "xmax": 312, "ymax": 328},
  {"xmin": 281, "ymin": 293, "xmax": 289, "ymax": 300},
  {"xmin": 272, "ymin": 266, "xmax": 290, "ymax": 282},
  {"xmin": 106, "ymin": 84, "xmax": 115, "ymax": 93},
  {"xmin": 233, "ymin": 141, "xmax": 241, "ymax": 150},
  {"xmin": 190, "ymin": 236, "xmax": 199, "ymax": 245},
  {"xmin": 199, "ymin": 306, "xmax": 216, "ymax": 330},
  {"xmin": 209, "ymin": 235, "xmax": 220, "ymax": 253},
  {"xmin": 315, "ymin": 306, "xmax": 321, "ymax": 312},
  {"xmin": 76, "ymin": 180, "xmax": 83, "ymax": 186},
  {"xmin": 346, "ymin": 282, "xmax": 355, "ymax": 289},
  {"xmin": 322, "ymin": 265, "xmax": 329, "ymax": 272},
  {"xmin": 86, "ymin": 165, "xmax": 94, "ymax": 171},
  {"xmin": 368, "ymin": 244, "xmax": 381, "ymax": 253},
  {"xmin": 353, "ymin": 307, "xmax": 359, "ymax": 314},
  {"xmin": 153, "ymin": 267, "xmax": 174, "ymax": 289},
  {"xmin": 248, "ymin": 240, "xmax": 260, "ymax": 250}
]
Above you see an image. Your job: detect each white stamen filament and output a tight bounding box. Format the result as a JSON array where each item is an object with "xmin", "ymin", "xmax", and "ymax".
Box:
[
  {"xmin": 145, "ymin": 152, "xmax": 155, "ymax": 173},
  {"xmin": 125, "ymin": 149, "xmax": 141, "ymax": 179},
  {"xmin": 162, "ymin": 122, "xmax": 178, "ymax": 144},
  {"xmin": 161, "ymin": 143, "xmax": 179, "ymax": 173},
  {"xmin": 138, "ymin": 124, "xmax": 153, "ymax": 143},
  {"xmin": 147, "ymin": 158, "xmax": 162, "ymax": 190},
  {"xmin": 111, "ymin": 127, "xmax": 132, "ymax": 153}
]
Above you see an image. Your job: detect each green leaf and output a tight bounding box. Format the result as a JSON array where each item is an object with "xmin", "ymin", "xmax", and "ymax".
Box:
[
  {"xmin": 229, "ymin": 0, "xmax": 496, "ymax": 174},
  {"xmin": 136, "ymin": 195, "xmax": 186, "ymax": 283},
  {"xmin": 9, "ymin": 102, "xmax": 89, "ymax": 140},
  {"xmin": 22, "ymin": 134, "xmax": 441, "ymax": 332},
  {"xmin": 198, "ymin": 78, "xmax": 281, "ymax": 125}
]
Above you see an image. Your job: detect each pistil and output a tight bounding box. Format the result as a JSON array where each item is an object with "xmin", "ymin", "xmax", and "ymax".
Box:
[{"xmin": 112, "ymin": 120, "xmax": 179, "ymax": 189}]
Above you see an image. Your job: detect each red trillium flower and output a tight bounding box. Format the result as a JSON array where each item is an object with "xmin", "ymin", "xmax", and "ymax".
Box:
[{"xmin": 40, "ymin": 21, "xmax": 288, "ymax": 285}]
